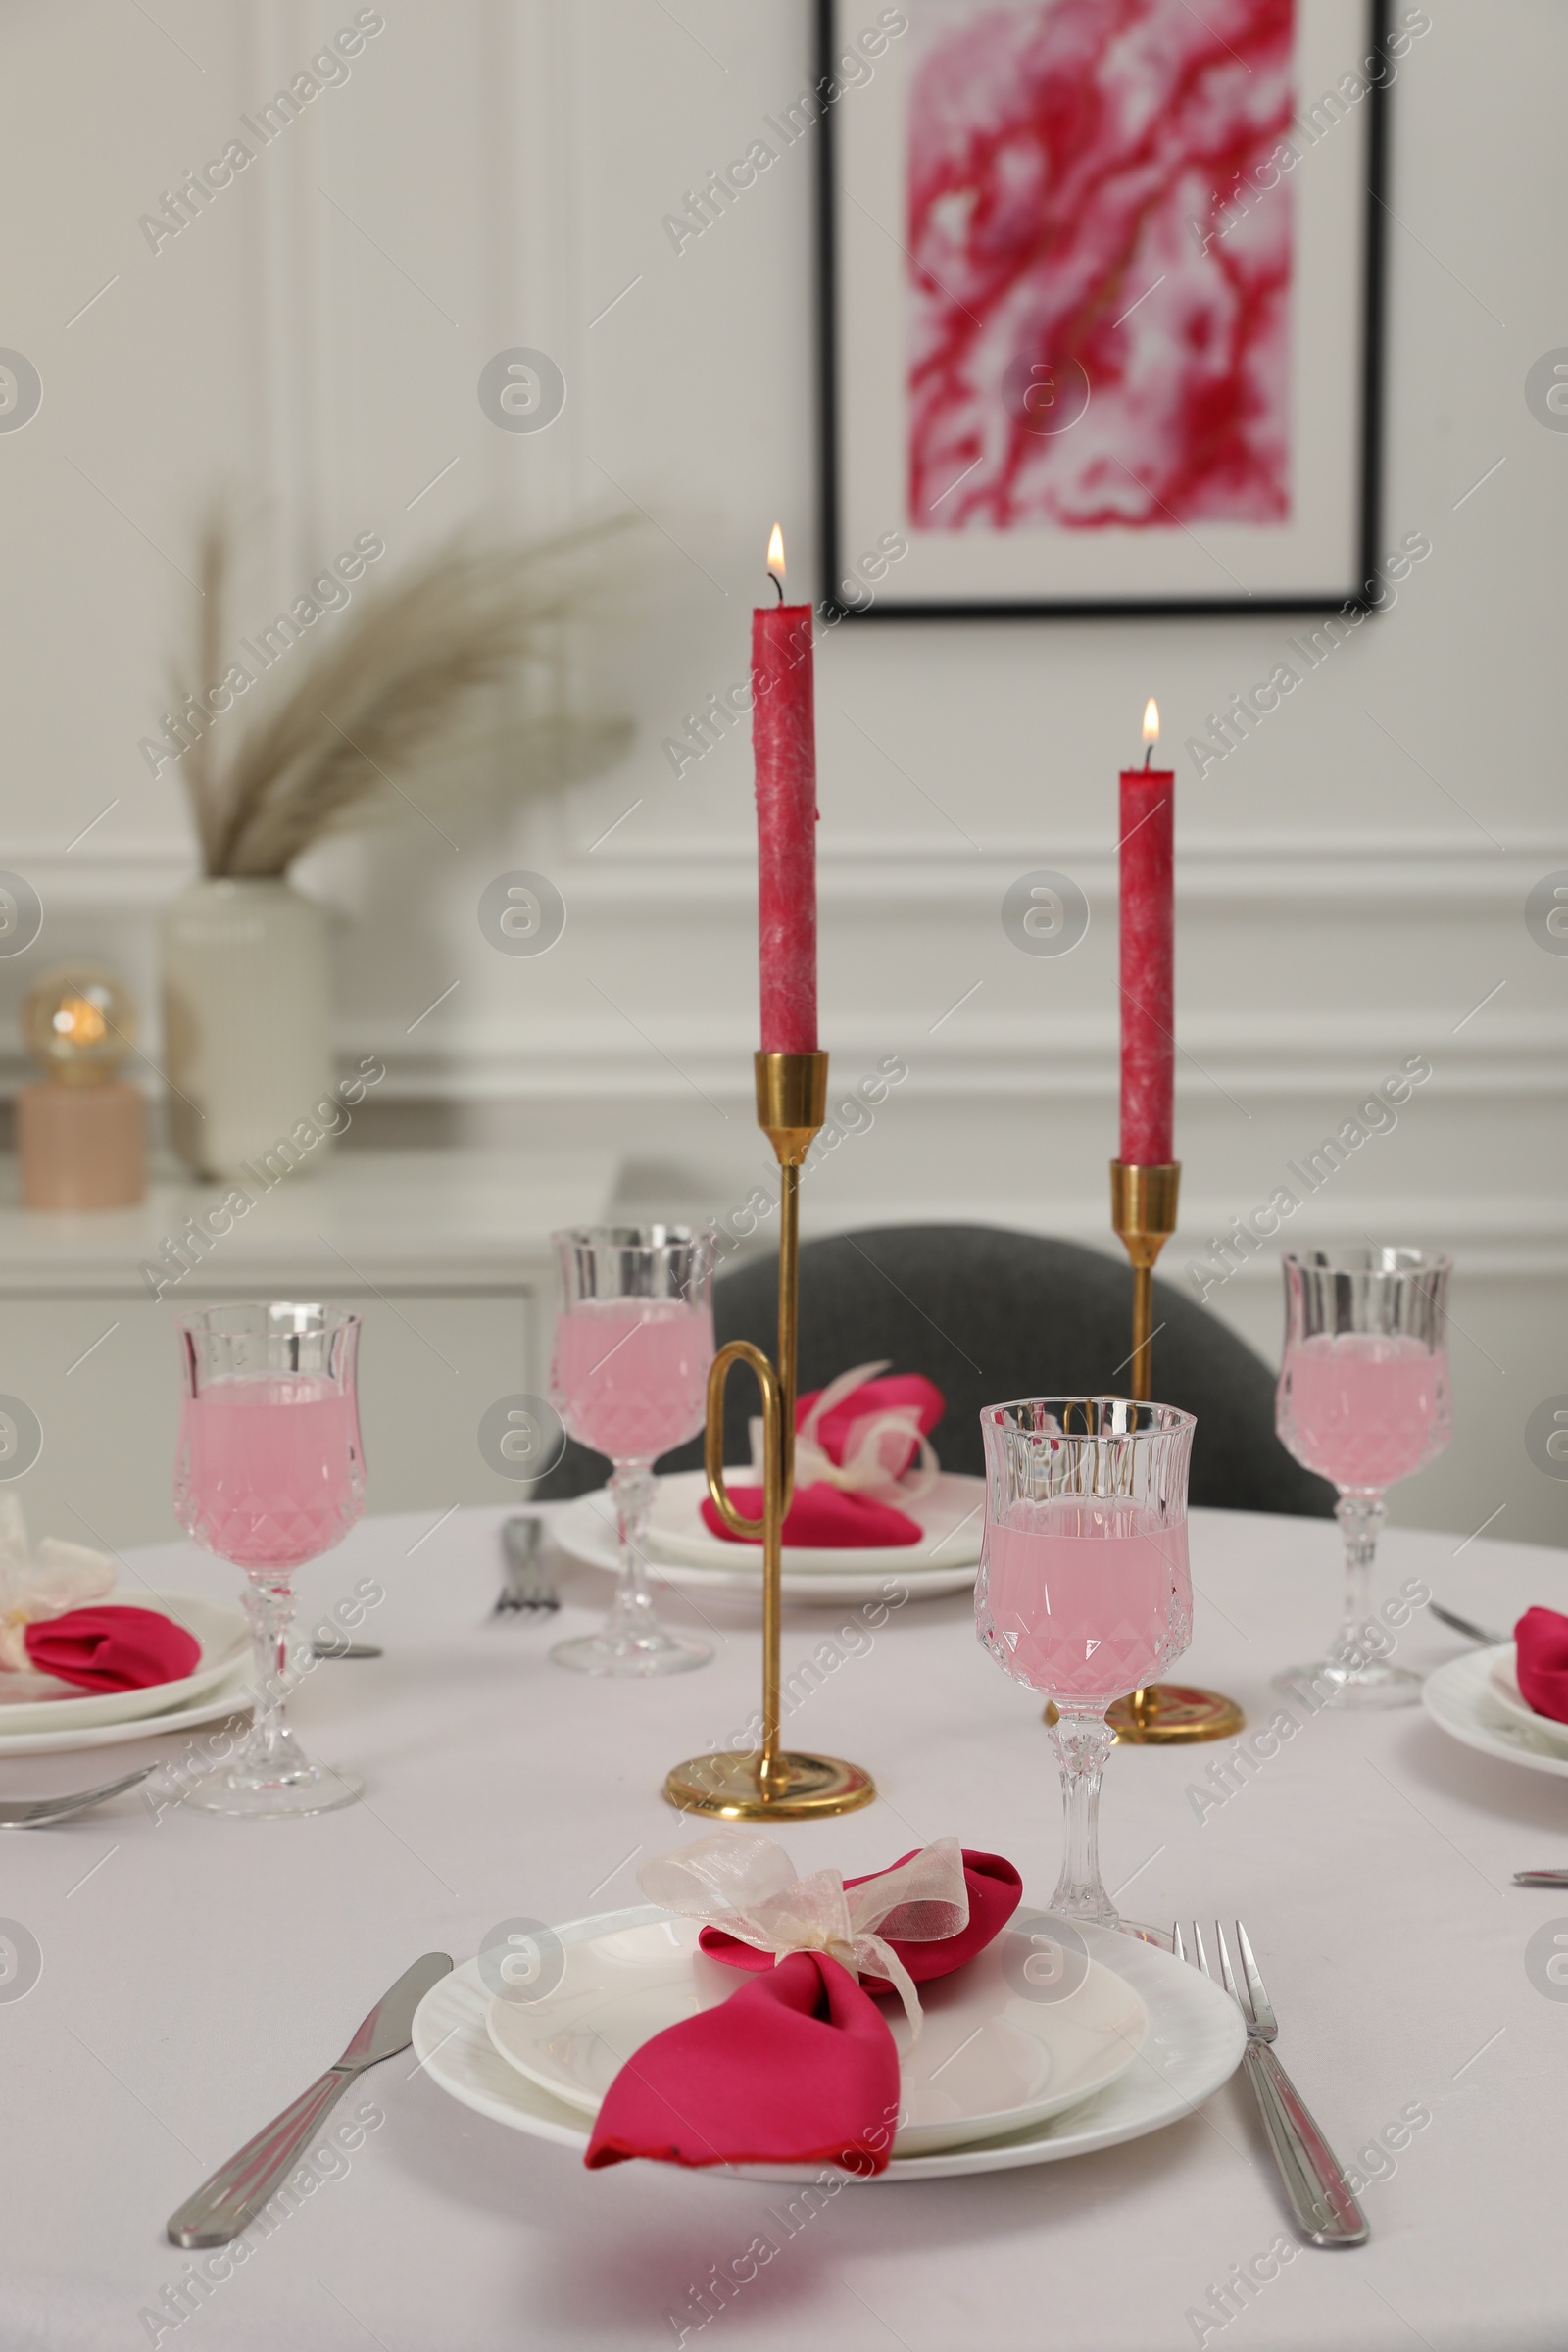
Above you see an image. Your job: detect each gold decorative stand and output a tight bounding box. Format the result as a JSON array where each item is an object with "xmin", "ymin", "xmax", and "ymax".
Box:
[
  {"xmin": 663, "ymin": 1052, "xmax": 877, "ymax": 1819},
  {"xmin": 1103, "ymin": 1159, "xmax": 1243, "ymax": 1746}
]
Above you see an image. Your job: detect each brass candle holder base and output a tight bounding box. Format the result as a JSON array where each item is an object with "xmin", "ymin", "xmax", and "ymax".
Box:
[
  {"xmin": 1105, "ymin": 1157, "xmax": 1244, "ymax": 1748},
  {"xmin": 663, "ymin": 1052, "xmax": 877, "ymax": 1824}
]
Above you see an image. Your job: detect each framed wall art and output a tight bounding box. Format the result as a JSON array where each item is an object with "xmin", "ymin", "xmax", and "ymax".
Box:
[{"xmin": 819, "ymin": 0, "xmax": 1399, "ymax": 617}]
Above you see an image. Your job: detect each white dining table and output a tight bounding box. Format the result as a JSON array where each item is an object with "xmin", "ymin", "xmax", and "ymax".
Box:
[{"xmin": 3, "ymin": 1500, "xmax": 1565, "ymax": 2352}]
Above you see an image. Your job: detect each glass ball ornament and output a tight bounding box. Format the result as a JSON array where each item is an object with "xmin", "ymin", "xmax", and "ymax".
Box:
[{"xmin": 22, "ymin": 965, "xmax": 135, "ymax": 1087}]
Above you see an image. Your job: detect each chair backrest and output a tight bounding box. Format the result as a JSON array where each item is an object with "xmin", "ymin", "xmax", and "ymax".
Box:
[{"xmin": 535, "ymin": 1222, "xmax": 1333, "ymax": 1517}]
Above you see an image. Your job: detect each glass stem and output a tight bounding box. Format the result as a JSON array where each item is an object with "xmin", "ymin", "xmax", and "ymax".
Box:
[
  {"xmin": 606, "ymin": 1465, "xmax": 659, "ymax": 1636},
  {"xmin": 1049, "ymin": 1707, "xmax": 1119, "ymax": 1927},
  {"xmin": 1334, "ymin": 1492, "xmax": 1387, "ymax": 1673},
  {"xmin": 239, "ymin": 1573, "xmax": 305, "ymax": 1781}
]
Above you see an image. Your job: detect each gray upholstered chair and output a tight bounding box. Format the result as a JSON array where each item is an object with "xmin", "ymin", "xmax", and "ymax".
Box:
[{"xmin": 532, "ymin": 1224, "xmax": 1333, "ymax": 1518}]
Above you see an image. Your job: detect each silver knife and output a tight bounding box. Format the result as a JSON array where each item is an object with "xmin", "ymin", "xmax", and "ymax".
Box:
[
  {"xmin": 1513, "ymin": 1870, "xmax": 1568, "ymax": 1886},
  {"xmin": 166, "ymin": 1952, "xmax": 452, "ymax": 2247}
]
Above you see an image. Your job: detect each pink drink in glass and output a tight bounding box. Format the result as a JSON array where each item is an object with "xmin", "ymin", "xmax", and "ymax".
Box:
[
  {"xmin": 1279, "ymin": 1332, "xmax": 1449, "ymax": 1492},
  {"xmin": 177, "ymin": 1377, "xmax": 362, "ymax": 1568},
  {"xmin": 981, "ymin": 1499, "xmax": 1193, "ymax": 1700},
  {"xmin": 552, "ymin": 1298, "xmax": 714, "ymax": 1462}
]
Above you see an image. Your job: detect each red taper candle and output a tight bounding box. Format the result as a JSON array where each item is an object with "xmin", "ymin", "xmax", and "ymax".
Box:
[
  {"xmin": 1118, "ymin": 701, "xmax": 1175, "ymax": 1163},
  {"xmin": 751, "ymin": 526, "xmax": 818, "ymax": 1053}
]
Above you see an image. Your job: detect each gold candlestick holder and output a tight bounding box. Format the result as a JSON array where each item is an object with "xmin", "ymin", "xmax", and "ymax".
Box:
[
  {"xmin": 662, "ymin": 1051, "xmax": 877, "ymax": 1820},
  {"xmin": 1102, "ymin": 1158, "xmax": 1242, "ymax": 1745}
]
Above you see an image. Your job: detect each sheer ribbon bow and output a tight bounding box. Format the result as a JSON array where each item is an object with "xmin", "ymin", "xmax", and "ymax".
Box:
[
  {"xmin": 747, "ymin": 1360, "xmax": 939, "ymax": 1506},
  {"xmin": 638, "ymin": 1827, "xmax": 969, "ymax": 2034}
]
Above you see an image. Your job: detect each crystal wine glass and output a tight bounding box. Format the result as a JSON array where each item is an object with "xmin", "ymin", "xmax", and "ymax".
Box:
[
  {"xmin": 1276, "ymin": 1247, "xmax": 1451, "ymax": 1708},
  {"xmin": 174, "ymin": 1302, "xmax": 365, "ymax": 1817},
  {"xmin": 549, "ymin": 1224, "xmax": 716, "ymax": 1677},
  {"xmin": 976, "ymin": 1397, "xmax": 1195, "ymax": 1932}
]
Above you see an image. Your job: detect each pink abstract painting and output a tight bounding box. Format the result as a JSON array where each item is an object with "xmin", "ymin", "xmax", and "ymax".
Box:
[{"xmin": 908, "ymin": 0, "xmax": 1295, "ymax": 532}]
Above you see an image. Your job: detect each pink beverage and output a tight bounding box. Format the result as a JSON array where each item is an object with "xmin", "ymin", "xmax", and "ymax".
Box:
[
  {"xmin": 1279, "ymin": 1332, "xmax": 1449, "ymax": 1490},
  {"xmin": 979, "ymin": 1500, "xmax": 1193, "ymax": 1700},
  {"xmin": 552, "ymin": 1298, "xmax": 714, "ymax": 1461},
  {"xmin": 177, "ymin": 1377, "xmax": 363, "ymax": 1569}
]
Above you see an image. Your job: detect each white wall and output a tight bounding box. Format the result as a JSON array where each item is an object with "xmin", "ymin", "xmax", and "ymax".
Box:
[{"xmin": 0, "ymin": 2, "xmax": 1562, "ymax": 1543}]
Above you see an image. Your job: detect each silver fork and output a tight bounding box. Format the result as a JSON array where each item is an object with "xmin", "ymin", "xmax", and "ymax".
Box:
[
  {"xmin": 493, "ymin": 1513, "xmax": 559, "ymax": 1617},
  {"xmin": 1176, "ymin": 1921, "xmax": 1368, "ymax": 2247},
  {"xmin": 0, "ymin": 1766, "xmax": 155, "ymax": 1829}
]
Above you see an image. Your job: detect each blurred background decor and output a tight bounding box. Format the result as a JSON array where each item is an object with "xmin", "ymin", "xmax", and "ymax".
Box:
[
  {"xmin": 159, "ymin": 516, "xmax": 630, "ymax": 1178},
  {"xmin": 17, "ymin": 965, "xmax": 145, "ymax": 1209}
]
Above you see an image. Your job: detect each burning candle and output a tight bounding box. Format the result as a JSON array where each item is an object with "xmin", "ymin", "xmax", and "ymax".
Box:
[
  {"xmin": 751, "ymin": 525, "xmax": 818, "ymax": 1054},
  {"xmin": 1118, "ymin": 699, "xmax": 1175, "ymax": 1164}
]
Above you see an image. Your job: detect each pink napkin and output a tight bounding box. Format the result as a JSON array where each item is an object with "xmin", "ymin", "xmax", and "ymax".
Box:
[
  {"xmin": 23, "ymin": 1606, "xmax": 201, "ymax": 1694},
  {"xmin": 585, "ymin": 1841, "xmax": 1022, "ymax": 2176},
  {"xmin": 700, "ymin": 1482, "xmax": 924, "ymax": 1548},
  {"xmin": 698, "ymin": 1366, "xmax": 945, "ymax": 1548},
  {"xmin": 1514, "ymin": 1607, "xmax": 1568, "ymax": 1723},
  {"xmin": 804, "ymin": 1372, "xmax": 944, "ymax": 1477}
]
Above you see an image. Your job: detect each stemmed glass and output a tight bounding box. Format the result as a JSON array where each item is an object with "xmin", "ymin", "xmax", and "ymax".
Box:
[
  {"xmin": 550, "ymin": 1224, "xmax": 716, "ymax": 1677},
  {"xmin": 976, "ymin": 1397, "xmax": 1195, "ymax": 1933},
  {"xmin": 1276, "ymin": 1248, "xmax": 1451, "ymax": 1708},
  {"xmin": 174, "ymin": 1303, "xmax": 365, "ymax": 1817}
]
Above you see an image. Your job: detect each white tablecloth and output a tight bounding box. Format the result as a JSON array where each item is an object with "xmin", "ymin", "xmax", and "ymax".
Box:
[{"xmin": 4, "ymin": 1503, "xmax": 1565, "ymax": 2352}]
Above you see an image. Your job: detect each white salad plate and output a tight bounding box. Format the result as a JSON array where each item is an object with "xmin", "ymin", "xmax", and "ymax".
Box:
[
  {"xmin": 483, "ymin": 1910, "xmax": 1148, "ymax": 2157},
  {"xmin": 553, "ymin": 1472, "xmax": 982, "ymax": 1605},
  {"xmin": 413, "ymin": 1903, "xmax": 1246, "ymax": 2183},
  {"xmin": 1422, "ymin": 1644, "xmax": 1568, "ymax": 1781},
  {"xmin": 0, "ymin": 1592, "xmax": 249, "ymax": 1733}
]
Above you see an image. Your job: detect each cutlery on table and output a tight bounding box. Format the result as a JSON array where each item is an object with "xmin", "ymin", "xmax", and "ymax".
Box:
[
  {"xmin": 493, "ymin": 1513, "xmax": 559, "ymax": 1617},
  {"xmin": 166, "ymin": 1952, "xmax": 453, "ymax": 2247},
  {"xmin": 0, "ymin": 1766, "xmax": 155, "ymax": 1829},
  {"xmin": 1430, "ymin": 1602, "xmax": 1508, "ymax": 1647},
  {"xmin": 309, "ymin": 1640, "xmax": 384, "ymax": 1660},
  {"xmin": 1513, "ymin": 1870, "xmax": 1568, "ymax": 1886},
  {"xmin": 1176, "ymin": 1921, "xmax": 1368, "ymax": 2248}
]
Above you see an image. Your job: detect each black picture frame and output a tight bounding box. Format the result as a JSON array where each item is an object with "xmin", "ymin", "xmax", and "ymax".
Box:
[{"xmin": 817, "ymin": 0, "xmax": 1390, "ymax": 621}]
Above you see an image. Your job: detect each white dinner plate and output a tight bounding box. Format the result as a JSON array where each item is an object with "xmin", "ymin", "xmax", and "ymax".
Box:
[
  {"xmin": 645, "ymin": 1469, "xmax": 986, "ymax": 1575},
  {"xmin": 1423, "ymin": 1645, "xmax": 1568, "ymax": 1781},
  {"xmin": 1485, "ymin": 1649, "xmax": 1568, "ymax": 1744},
  {"xmin": 0, "ymin": 1592, "xmax": 249, "ymax": 1733},
  {"xmin": 413, "ymin": 1905, "xmax": 1246, "ymax": 2183},
  {"xmin": 0, "ymin": 1669, "xmax": 252, "ymax": 1755},
  {"xmin": 553, "ymin": 1485, "xmax": 980, "ymax": 1606},
  {"xmin": 483, "ymin": 1909, "xmax": 1148, "ymax": 2156}
]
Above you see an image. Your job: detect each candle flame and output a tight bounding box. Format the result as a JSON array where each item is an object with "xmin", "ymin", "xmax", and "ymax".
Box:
[
  {"xmin": 766, "ymin": 523, "xmax": 786, "ymax": 584},
  {"xmin": 1143, "ymin": 698, "xmax": 1160, "ymax": 745}
]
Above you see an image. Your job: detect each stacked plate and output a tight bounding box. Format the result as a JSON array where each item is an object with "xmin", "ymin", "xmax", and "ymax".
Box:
[
  {"xmin": 553, "ymin": 1468, "xmax": 986, "ymax": 1603},
  {"xmin": 1423, "ymin": 1642, "xmax": 1568, "ymax": 1780},
  {"xmin": 412, "ymin": 1902, "xmax": 1246, "ymax": 2182},
  {"xmin": 0, "ymin": 1592, "xmax": 251, "ymax": 1756}
]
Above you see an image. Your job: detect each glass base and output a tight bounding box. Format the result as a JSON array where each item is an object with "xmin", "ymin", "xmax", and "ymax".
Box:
[
  {"xmin": 181, "ymin": 1761, "xmax": 364, "ymax": 1818},
  {"xmin": 551, "ymin": 1626, "xmax": 710, "ymax": 1678},
  {"xmin": 1277, "ymin": 1658, "xmax": 1423, "ymax": 1711}
]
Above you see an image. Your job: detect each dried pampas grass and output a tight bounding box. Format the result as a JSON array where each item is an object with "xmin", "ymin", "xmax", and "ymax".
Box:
[{"xmin": 174, "ymin": 514, "xmax": 633, "ymax": 877}]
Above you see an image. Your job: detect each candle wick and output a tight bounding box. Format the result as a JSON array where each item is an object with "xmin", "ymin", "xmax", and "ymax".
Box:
[
  {"xmin": 769, "ymin": 572, "xmax": 784, "ymax": 605},
  {"xmin": 1143, "ymin": 745, "xmax": 1152, "ymax": 769}
]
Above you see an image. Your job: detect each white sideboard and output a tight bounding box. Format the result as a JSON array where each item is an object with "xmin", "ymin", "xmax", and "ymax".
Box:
[{"xmin": 0, "ymin": 1148, "xmax": 619, "ymax": 1550}]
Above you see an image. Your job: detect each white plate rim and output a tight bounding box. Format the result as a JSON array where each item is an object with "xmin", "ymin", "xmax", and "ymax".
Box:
[
  {"xmin": 1422, "ymin": 1645, "xmax": 1568, "ymax": 1780},
  {"xmin": 0, "ymin": 1668, "xmax": 252, "ymax": 1754},
  {"xmin": 481, "ymin": 1910, "xmax": 1150, "ymax": 2153},
  {"xmin": 0, "ymin": 1592, "xmax": 249, "ymax": 1732},
  {"xmin": 412, "ymin": 1903, "xmax": 1246, "ymax": 2182},
  {"xmin": 553, "ymin": 1494, "xmax": 978, "ymax": 1604}
]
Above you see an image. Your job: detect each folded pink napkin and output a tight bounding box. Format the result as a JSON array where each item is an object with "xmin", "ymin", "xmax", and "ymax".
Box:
[
  {"xmin": 699, "ymin": 1482, "xmax": 924, "ymax": 1548},
  {"xmin": 1514, "ymin": 1607, "xmax": 1568, "ymax": 1722},
  {"xmin": 699, "ymin": 1364, "xmax": 946, "ymax": 1549},
  {"xmin": 584, "ymin": 1834, "xmax": 1022, "ymax": 2176},
  {"xmin": 22, "ymin": 1606, "xmax": 200, "ymax": 1694}
]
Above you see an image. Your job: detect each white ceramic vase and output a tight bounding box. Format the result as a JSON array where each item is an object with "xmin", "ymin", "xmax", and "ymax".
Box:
[{"xmin": 160, "ymin": 879, "xmax": 334, "ymax": 1181}]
